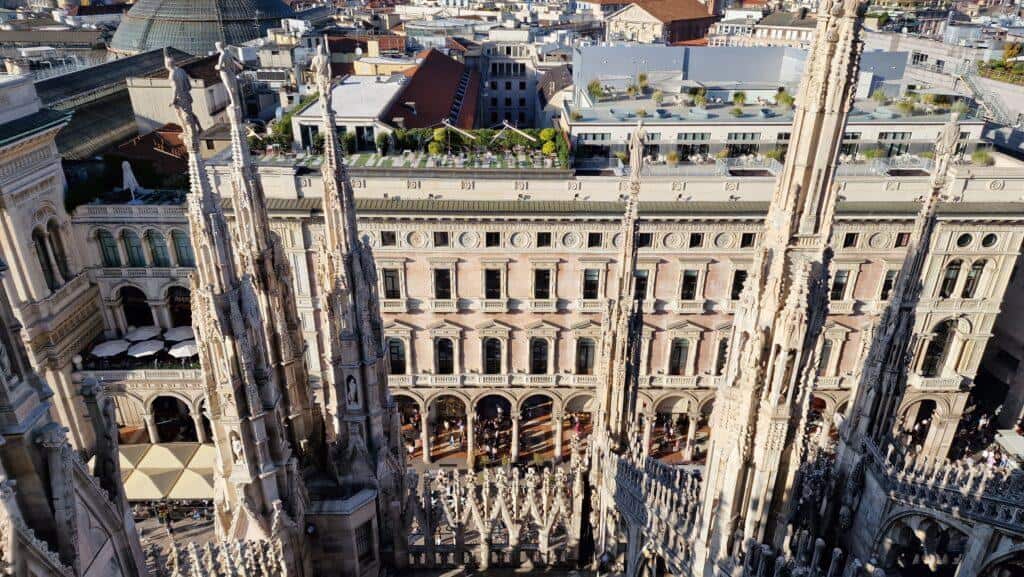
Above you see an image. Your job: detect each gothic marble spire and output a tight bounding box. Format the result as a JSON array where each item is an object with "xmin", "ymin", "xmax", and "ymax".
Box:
[
  {"xmin": 167, "ymin": 53, "xmax": 306, "ymax": 559},
  {"xmin": 215, "ymin": 43, "xmax": 319, "ymax": 452},
  {"xmin": 696, "ymin": 0, "xmax": 865, "ymax": 567},
  {"xmin": 595, "ymin": 121, "xmax": 646, "ymax": 447},
  {"xmin": 308, "ymin": 41, "xmax": 406, "ymax": 558},
  {"xmin": 843, "ymin": 113, "xmax": 963, "ymax": 451}
]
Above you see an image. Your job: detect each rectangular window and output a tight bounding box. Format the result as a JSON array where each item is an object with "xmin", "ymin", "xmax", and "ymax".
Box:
[
  {"xmin": 583, "ymin": 269, "xmax": 600, "ymax": 299},
  {"xmin": 537, "ymin": 232, "xmax": 552, "ymax": 247},
  {"xmin": 831, "ymin": 270, "xmax": 850, "ymax": 301},
  {"xmin": 433, "ymin": 231, "xmax": 450, "ymax": 247},
  {"xmin": 382, "ymin": 269, "xmax": 401, "ymax": 299},
  {"xmin": 587, "ymin": 232, "xmax": 603, "ymax": 248},
  {"xmin": 534, "ymin": 269, "xmax": 551, "ymax": 299},
  {"xmin": 689, "ymin": 232, "xmax": 703, "ymax": 248},
  {"xmin": 843, "ymin": 232, "xmax": 859, "ymax": 248},
  {"xmin": 680, "ymin": 270, "xmax": 699, "ymax": 300},
  {"xmin": 740, "ymin": 232, "xmax": 756, "ymax": 248},
  {"xmin": 484, "ymin": 269, "xmax": 502, "ymax": 299},
  {"xmin": 880, "ymin": 269, "xmax": 897, "ymax": 301},
  {"xmin": 485, "ymin": 232, "xmax": 500, "ymax": 247},
  {"xmin": 638, "ymin": 232, "xmax": 652, "ymax": 248},
  {"xmin": 817, "ymin": 340, "xmax": 833, "ymax": 377},
  {"xmin": 731, "ymin": 270, "xmax": 748, "ymax": 300},
  {"xmin": 434, "ymin": 269, "xmax": 452, "ymax": 299},
  {"xmin": 634, "ymin": 270, "xmax": 649, "ymax": 300},
  {"xmin": 356, "ymin": 522, "xmax": 374, "ymax": 564},
  {"xmin": 895, "ymin": 232, "xmax": 910, "ymax": 247},
  {"xmin": 380, "ymin": 231, "xmax": 397, "ymax": 246}
]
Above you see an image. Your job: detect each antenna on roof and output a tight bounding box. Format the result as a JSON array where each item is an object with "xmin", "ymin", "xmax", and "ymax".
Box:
[
  {"xmin": 491, "ymin": 119, "xmax": 536, "ymax": 143},
  {"xmin": 441, "ymin": 119, "xmax": 475, "ymax": 140}
]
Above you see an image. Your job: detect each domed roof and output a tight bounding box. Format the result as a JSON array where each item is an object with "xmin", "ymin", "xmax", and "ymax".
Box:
[{"xmin": 110, "ymin": 0, "xmax": 295, "ymax": 56}]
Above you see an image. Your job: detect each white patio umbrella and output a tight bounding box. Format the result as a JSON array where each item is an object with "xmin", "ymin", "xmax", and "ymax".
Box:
[
  {"xmin": 127, "ymin": 340, "xmax": 164, "ymax": 358},
  {"xmin": 124, "ymin": 326, "xmax": 161, "ymax": 342},
  {"xmin": 91, "ymin": 339, "xmax": 130, "ymax": 358},
  {"xmin": 168, "ymin": 340, "xmax": 198, "ymax": 359},
  {"xmin": 163, "ymin": 326, "xmax": 194, "ymax": 342}
]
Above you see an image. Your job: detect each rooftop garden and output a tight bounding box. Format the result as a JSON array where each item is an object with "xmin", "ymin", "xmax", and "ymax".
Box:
[{"xmin": 977, "ymin": 44, "xmax": 1024, "ymax": 86}]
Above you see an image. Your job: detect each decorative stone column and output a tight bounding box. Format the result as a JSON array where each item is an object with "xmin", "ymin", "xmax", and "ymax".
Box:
[
  {"xmin": 641, "ymin": 411, "xmax": 654, "ymax": 459},
  {"xmin": 42, "ymin": 232, "xmax": 66, "ymax": 286},
  {"xmin": 193, "ymin": 411, "xmax": 209, "ymax": 443},
  {"xmin": 421, "ymin": 410, "xmax": 431, "ymax": 465},
  {"xmin": 106, "ymin": 297, "xmax": 128, "ymax": 335},
  {"xmin": 149, "ymin": 300, "xmax": 173, "ymax": 329},
  {"xmin": 684, "ymin": 415, "xmax": 698, "ymax": 461},
  {"xmin": 553, "ymin": 410, "xmax": 564, "ymax": 460},
  {"xmin": 510, "ymin": 411, "xmax": 521, "ymax": 463},
  {"xmin": 144, "ymin": 411, "xmax": 160, "ymax": 444},
  {"xmin": 465, "ymin": 410, "xmax": 475, "ymax": 469}
]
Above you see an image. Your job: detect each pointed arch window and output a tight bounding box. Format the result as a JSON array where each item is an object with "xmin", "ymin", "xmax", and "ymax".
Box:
[
  {"xmin": 921, "ymin": 320, "xmax": 955, "ymax": 378},
  {"xmin": 32, "ymin": 229, "xmax": 57, "ymax": 291},
  {"xmin": 530, "ymin": 338, "xmax": 549, "ymax": 375},
  {"xmin": 668, "ymin": 339, "xmax": 689, "ymax": 376},
  {"xmin": 172, "ymin": 230, "xmax": 195, "ymax": 267},
  {"xmin": 46, "ymin": 221, "xmax": 70, "ymax": 280},
  {"xmin": 435, "ymin": 338, "xmax": 454, "ymax": 375},
  {"xmin": 98, "ymin": 230, "xmax": 121, "ymax": 267},
  {"xmin": 147, "ymin": 231, "xmax": 171, "ymax": 267},
  {"xmin": 961, "ymin": 260, "xmax": 986, "ymax": 299},
  {"xmin": 483, "ymin": 338, "xmax": 503, "ymax": 375},
  {"xmin": 387, "ymin": 338, "xmax": 406, "ymax": 375},
  {"xmin": 938, "ymin": 260, "xmax": 961, "ymax": 298},
  {"xmin": 123, "ymin": 231, "xmax": 147, "ymax": 267},
  {"xmin": 576, "ymin": 338, "xmax": 596, "ymax": 375}
]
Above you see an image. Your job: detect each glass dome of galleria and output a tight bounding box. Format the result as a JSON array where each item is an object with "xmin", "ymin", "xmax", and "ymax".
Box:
[{"xmin": 109, "ymin": 0, "xmax": 295, "ymax": 56}]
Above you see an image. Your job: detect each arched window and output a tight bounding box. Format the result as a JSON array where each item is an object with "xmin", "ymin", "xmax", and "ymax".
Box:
[
  {"xmin": 172, "ymin": 230, "xmax": 195, "ymax": 267},
  {"xmin": 435, "ymin": 338, "xmax": 454, "ymax": 375},
  {"xmin": 167, "ymin": 286, "xmax": 191, "ymax": 326},
  {"xmin": 530, "ymin": 338, "xmax": 549, "ymax": 374},
  {"xmin": 119, "ymin": 286, "xmax": 154, "ymax": 327},
  {"xmin": 32, "ymin": 229, "xmax": 57, "ymax": 291},
  {"xmin": 46, "ymin": 221, "xmax": 70, "ymax": 280},
  {"xmin": 921, "ymin": 320, "xmax": 955, "ymax": 378},
  {"xmin": 961, "ymin": 260, "xmax": 986, "ymax": 299},
  {"xmin": 147, "ymin": 231, "xmax": 171, "ymax": 267},
  {"xmin": 387, "ymin": 339, "xmax": 406, "ymax": 375},
  {"xmin": 98, "ymin": 230, "xmax": 121, "ymax": 267},
  {"xmin": 483, "ymin": 338, "xmax": 502, "ymax": 375},
  {"xmin": 576, "ymin": 338, "xmax": 596, "ymax": 375},
  {"xmin": 938, "ymin": 260, "xmax": 961, "ymax": 298},
  {"xmin": 668, "ymin": 339, "xmax": 689, "ymax": 376},
  {"xmin": 122, "ymin": 231, "xmax": 147, "ymax": 267},
  {"xmin": 714, "ymin": 338, "xmax": 729, "ymax": 376}
]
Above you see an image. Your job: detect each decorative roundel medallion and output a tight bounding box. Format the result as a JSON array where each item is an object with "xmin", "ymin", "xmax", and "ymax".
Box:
[
  {"xmin": 458, "ymin": 231, "xmax": 480, "ymax": 249},
  {"xmin": 663, "ymin": 233, "xmax": 682, "ymax": 249},
  {"xmin": 510, "ymin": 231, "xmax": 531, "ymax": 248},
  {"xmin": 407, "ymin": 231, "xmax": 427, "ymax": 248},
  {"xmin": 868, "ymin": 232, "xmax": 889, "ymax": 249},
  {"xmin": 562, "ymin": 231, "xmax": 582, "ymax": 248},
  {"xmin": 714, "ymin": 232, "xmax": 735, "ymax": 249},
  {"xmin": 613, "ymin": 233, "xmax": 624, "ymax": 248},
  {"xmin": 989, "ymin": 179, "xmax": 1006, "ymax": 191}
]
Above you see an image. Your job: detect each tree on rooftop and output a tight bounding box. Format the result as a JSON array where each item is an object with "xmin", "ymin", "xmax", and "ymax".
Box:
[
  {"xmin": 732, "ymin": 91, "xmax": 747, "ymax": 107},
  {"xmin": 693, "ymin": 91, "xmax": 708, "ymax": 108},
  {"xmin": 626, "ymin": 84, "xmax": 639, "ymax": 99},
  {"xmin": 638, "ymin": 72, "xmax": 649, "ymax": 91},
  {"xmin": 730, "ymin": 107, "xmax": 744, "ymax": 117},
  {"xmin": 895, "ymin": 99, "xmax": 915, "ymax": 115},
  {"xmin": 376, "ymin": 133, "xmax": 390, "ymax": 156},
  {"xmin": 871, "ymin": 88, "xmax": 889, "ymax": 105},
  {"xmin": 775, "ymin": 88, "xmax": 794, "ymax": 110},
  {"xmin": 540, "ymin": 128, "xmax": 557, "ymax": 142},
  {"xmin": 653, "ymin": 90, "xmax": 664, "ymax": 105},
  {"xmin": 587, "ymin": 80, "xmax": 605, "ymax": 101},
  {"xmin": 542, "ymin": 140, "xmax": 556, "ymax": 155},
  {"xmin": 951, "ymin": 100, "xmax": 969, "ymax": 114}
]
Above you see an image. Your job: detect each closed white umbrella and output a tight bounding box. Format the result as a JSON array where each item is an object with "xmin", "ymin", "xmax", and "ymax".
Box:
[
  {"xmin": 91, "ymin": 339, "xmax": 130, "ymax": 358},
  {"xmin": 124, "ymin": 326, "xmax": 161, "ymax": 342},
  {"xmin": 168, "ymin": 340, "xmax": 198, "ymax": 359},
  {"xmin": 128, "ymin": 340, "xmax": 164, "ymax": 358},
  {"xmin": 163, "ymin": 326, "xmax": 194, "ymax": 342}
]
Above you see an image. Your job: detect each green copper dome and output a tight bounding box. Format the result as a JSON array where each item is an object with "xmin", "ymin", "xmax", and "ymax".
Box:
[{"xmin": 110, "ymin": 0, "xmax": 295, "ymax": 57}]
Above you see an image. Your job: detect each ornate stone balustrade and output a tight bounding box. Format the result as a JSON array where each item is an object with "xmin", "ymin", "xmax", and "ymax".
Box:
[
  {"xmin": 863, "ymin": 439, "xmax": 1024, "ymax": 533},
  {"xmin": 391, "ymin": 373, "xmax": 608, "ymax": 389},
  {"xmin": 905, "ymin": 373, "xmax": 965, "ymax": 391}
]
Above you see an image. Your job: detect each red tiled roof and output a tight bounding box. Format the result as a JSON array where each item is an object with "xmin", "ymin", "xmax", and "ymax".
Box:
[
  {"xmin": 672, "ymin": 37, "xmax": 710, "ymax": 45},
  {"xmin": 114, "ymin": 124, "xmax": 187, "ymax": 176},
  {"xmin": 627, "ymin": 0, "xmax": 714, "ymax": 22},
  {"xmin": 382, "ymin": 49, "xmax": 477, "ymax": 130}
]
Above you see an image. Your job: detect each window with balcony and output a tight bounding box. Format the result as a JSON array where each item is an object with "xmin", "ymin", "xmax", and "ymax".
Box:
[
  {"xmin": 147, "ymin": 231, "xmax": 171, "ymax": 267},
  {"xmin": 668, "ymin": 339, "xmax": 689, "ymax": 376},
  {"xmin": 634, "ymin": 270, "xmax": 649, "ymax": 300},
  {"xmin": 961, "ymin": 260, "xmax": 985, "ymax": 298},
  {"xmin": 483, "ymin": 338, "xmax": 503, "ymax": 374},
  {"xmin": 731, "ymin": 270, "xmax": 748, "ymax": 300},
  {"xmin": 435, "ymin": 338, "xmax": 455, "ymax": 374},
  {"xmin": 382, "ymin": 269, "xmax": 401, "ymax": 299},
  {"xmin": 172, "ymin": 230, "xmax": 194, "ymax": 267},
  {"xmin": 583, "ymin": 269, "xmax": 601, "ymax": 299},
  {"xmin": 484, "ymin": 269, "xmax": 502, "ymax": 299},
  {"xmin": 534, "ymin": 269, "xmax": 551, "ymax": 299},
  {"xmin": 434, "ymin": 269, "xmax": 453, "ymax": 299},
  {"xmin": 123, "ymin": 231, "xmax": 147, "ymax": 267},
  {"xmin": 576, "ymin": 338, "xmax": 596, "ymax": 375},
  {"xmin": 921, "ymin": 320, "xmax": 954, "ymax": 378},
  {"xmin": 680, "ymin": 270, "xmax": 699, "ymax": 300},
  {"xmin": 98, "ymin": 230, "xmax": 121, "ymax": 267},
  {"xmin": 387, "ymin": 339, "xmax": 406, "ymax": 374},
  {"xmin": 530, "ymin": 338, "xmax": 549, "ymax": 374}
]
